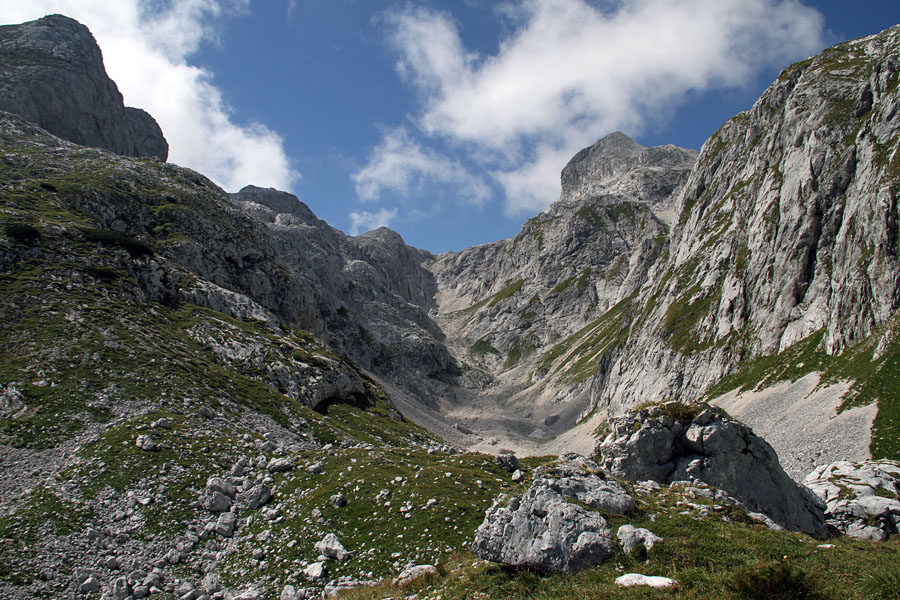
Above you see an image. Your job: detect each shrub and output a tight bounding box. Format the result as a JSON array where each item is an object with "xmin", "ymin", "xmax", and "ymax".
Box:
[
  {"xmin": 4, "ymin": 222, "xmax": 40, "ymax": 242},
  {"xmin": 79, "ymin": 227, "xmax": 154, "ymax": 258},
  {"xmin": 726, "ymin": 560, "xmax": 820, "ymax": 599}
]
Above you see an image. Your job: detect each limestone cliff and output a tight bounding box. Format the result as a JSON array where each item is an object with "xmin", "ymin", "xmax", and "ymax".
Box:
[
  {"xmin": 0, "ymin": 14, "xmax": 167, "ymax": 160},
  {"xmin": 590, "ymin": 25, "xmax": 900, "ymax": 418}
]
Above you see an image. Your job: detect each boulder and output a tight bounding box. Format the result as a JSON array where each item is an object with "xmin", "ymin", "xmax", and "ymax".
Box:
[
  {"xmin": 472, "ymin": 456, "xmax": 627, "ymax": 573},
  {"xmin": 315, "ymin": 533, "xmax": 352, "ymax": 561},
  {"xmin": 267, "ymin": 458, "xmax": 294, "ymax": 473},
  {"xmin": 596, "ymin": 403, "xmax": 826, "ymax": 537},
  {"xmin": 495, "ymin": 454, "xmax": 520, "ymax": 473},
  {"xmin": 393, "ymin": 564, "xmax": 438, "ymax": 586},
  {"xmin": 805, "ymin": 460, "xmax": 900, "ymax": 540},
  {"xmin": 303, "ymin": 561, "xmax": 327, "ymax": 580},
  {"xmin": 214, "ymin": 512, "xmax": 237, "ymax": 537},
  {"xmin": 617, "ymin": 525, "xmax": 662, "ymax": 554},
  {"xmin": 244, "ymin": 484, "xmax": 273, "ymax": 509}
]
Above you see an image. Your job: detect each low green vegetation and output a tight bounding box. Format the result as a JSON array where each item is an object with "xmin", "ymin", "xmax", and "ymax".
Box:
[
  {"xmin": 705, "ymin": 316, "xmax": 900, "ymax": 461},
  {"xmin": 341, "ymin": 480, "xmax": 900, "ymax": 600},
  {"xmin": 470, "ymin": 338, "xmax": 500, "ymax": 357}
]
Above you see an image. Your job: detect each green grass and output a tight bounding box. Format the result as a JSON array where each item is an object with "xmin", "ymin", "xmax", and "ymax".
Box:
[
  {"xmin": 488, "ymin": 279, "xmax": 524, "ymax": 307},
  {"xmin": 341, "ymin": 480, "xmax": 900, "ymax": 600},
  {"xmin": 471, "ymin": 338, "xmax": 501, "ymax": 357}
]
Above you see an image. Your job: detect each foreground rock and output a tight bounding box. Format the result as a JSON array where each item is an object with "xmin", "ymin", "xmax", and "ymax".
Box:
[
  {"xmin": 596, "ymin": 402, "xmax": 826, "ymax": 537},
  {"xmin": 805, "ymin": 460, "xmax": 900, "ymax": 540},
  {"xmin": 615, "ymin": 573, "xmax": 679, "ymax": 589},
  {"xmin": 0, "ymin": 14, "xmax": 168, "ymax": 160},
  {"xmin": 472, "ymin": 456, "xmax": 631, "ymax": 573}
]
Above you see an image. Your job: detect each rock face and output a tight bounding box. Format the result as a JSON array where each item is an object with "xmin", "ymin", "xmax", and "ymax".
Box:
[
  {"xmin": 472, "ymin": 456, "xmax": 631, "ymax": 572},
  {"xmin": 596, "ymin": 402, "xmax": 826, "ymax": 537},
  {"xmin": 590, "ymin": 25, "xmax": 900, "ymax": 417},
  {"xmin": 805, "ymin": 460, "xmax": 900, "ymax": 540},
  {"xmin": 228, "ymin": 185, "xmax": 458, "ymax": 402},
  {"xmin": 0, "ymin": 15, "xmax": 167, "ymax": 160},
  {"xmin": 426, "ymin": 133, "xmax": 696, "ymax": 444}
]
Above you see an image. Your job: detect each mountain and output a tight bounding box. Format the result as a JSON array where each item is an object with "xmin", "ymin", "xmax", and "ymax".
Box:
[
  {"xmin": 3, "ymin": 13, "xmax": 900, "ymax": 600},
  {"xmin": 425, "ymin": 134, "xmax": 696, "ymax": 451},
  {"xmin": 0, "ymin": 14, "xmax": 167, "ymax": 160}
]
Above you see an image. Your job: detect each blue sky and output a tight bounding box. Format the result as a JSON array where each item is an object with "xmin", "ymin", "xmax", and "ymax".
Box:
[{"xmin": 2, "ymin": 1, "xmax": 900, "ymax": 253}]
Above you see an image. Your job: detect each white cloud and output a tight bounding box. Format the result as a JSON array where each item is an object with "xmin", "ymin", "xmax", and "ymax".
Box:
[
  {"xmin": 348, "ymin": 207, "xmax": 398, "ymax": 235},
  {"xmin": 0, "ymin": 0, "xmax": 298, "ymax": 193},
  {"xmin": 353, "ymin": 127, "xmax": 491, "ymax": 205},
  {"xmin": 379, "ymin": 0, "xmax": 826, "ymax": 214}
]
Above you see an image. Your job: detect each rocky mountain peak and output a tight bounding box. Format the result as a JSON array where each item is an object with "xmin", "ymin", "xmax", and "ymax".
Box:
[
  {"xmin": 229, "ymin": 185, "xmax": 319, "ymax": 225},
  {"xmin": 558, "ymin": 131, "xmax": 698, "ymax": 223},
  {"xmin": 0, "ymin": 13, "xmax": 168, "ymax": 160}
]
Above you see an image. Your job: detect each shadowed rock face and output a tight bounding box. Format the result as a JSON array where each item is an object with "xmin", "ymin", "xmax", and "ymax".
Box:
[{"xmin": 0, "ymin": 14, "xmax": 167, "ymax": 160}]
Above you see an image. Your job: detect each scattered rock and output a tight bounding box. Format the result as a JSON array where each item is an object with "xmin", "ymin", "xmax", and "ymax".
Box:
[
  {"xmin": 135, "ymin": 435, "xmax": 156, "ymax": 451},
  {"xmin": 244, "ymin": 484, "xmax": 273, "ymax": 509},
  {"xmin": 805, "ymin": 460, "xmax": 900, "ymax": 540},
  {"xmin": 495, "ymin": 454, "xmax": 520, "ymax": 473},
  {"xmin": 315, "ymin": 533, "xmax": 353, "ymax": 561},
  {"xmin": 306, "ymin": 462, "xmax": 324, "ymax": 474},
  {"xmin": 617, "ymin": 525, "xmax": 662, "ymax": 554},
  {"xmin": 615, "ymin": 573, "xmax": 679, "ymax": 589},
  {"xmin": 512, "ymin": 469, "xmax": 525, "ymax": 483},
  {"xmin": 596, "ymin": 402, "xmax": 826, "ymax": 537},
  {"xmin": 329, "ymin": 493, "xmax": 347, "ymax": 508},
  {"xmin": 393, "ymin": 564, "xmax": 438, "ymax": 586},
  {"xmin": 303, "ymin": 561, "xmax": 327, "ymax": 580},
  {"xmin": 215, "ymin": 512, "xmax": 237, "ymax": 537},
  {"xmin": 267, "ymin": 457, "xmax": 294, "ymax": 473}
]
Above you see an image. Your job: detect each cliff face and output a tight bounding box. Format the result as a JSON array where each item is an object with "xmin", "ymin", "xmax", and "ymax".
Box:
[
  {"xmin": 0, "ymin": 14, "xmax": 167, "ymax": 160},
  {"xmin": 591, "ymin": 25, "xmax": 900, "ymax": 416},
  {"xmin": 425, "ymin": 135, "xmax": 696, "ymax": 442}
]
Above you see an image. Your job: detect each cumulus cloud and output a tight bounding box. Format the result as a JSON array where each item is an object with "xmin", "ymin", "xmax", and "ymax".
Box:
[
  {"xmin": 0, "ymin": 0, "xmax": 298, "ymax": 193},
  {"xmin": 348, "ymin": 207, "xmax": 399, "ymax": 235},
  {"xmin": 353, "ymin": 127, "xmax": 491, "ymax": 204},
  {"xmin": 371, "ymin": 0, "xmax": 826, "ymax": 214}
]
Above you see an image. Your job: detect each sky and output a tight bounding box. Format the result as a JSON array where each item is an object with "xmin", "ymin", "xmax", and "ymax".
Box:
[{"xmin": 1, "ymin": 1, "xmax": 899, "ymax": 253}]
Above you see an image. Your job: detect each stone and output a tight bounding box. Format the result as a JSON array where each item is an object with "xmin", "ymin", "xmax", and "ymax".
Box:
[
  {"xmin": 204, "ymin": 490, "xmax": 232, "ymax": 513},
  {"xmin": 616, "ymin": 525, "xmax": 662, "ymax": 554},
  {"xmin": 495, "ymin": 454, "xmax": 520, "ymax": 473},
  {"xmin": 215, "ymin": 512, "xmax": 237, "ymax": 537},
  {"xmin": 267, "ymin": 457, "xmax": 294, "ymax": 473},
  {"xmin": 135, "ymin": 435, "xmax": 156, "ymax": 451},
  {"xmin": 0, "ymin": 15, "xmax": 167, "ymax": 160},
  {"xmin": 596, "ymin": 403, "xmax": 826, "ymax": 537},
  {"xmin": 81, "ymin": 576, "xmax": 102, "ymax": 593},
  {"xmin": 280, "ymin": 585, "xmax": 299, "ymax": 600},
  {"xmin": 472, "ymin": 474, "xmax": 615, "ymax": 573},
  {"xmin": 306, "ymin": 461, "xmax": 324, "ymax": 474},
  {"xmin": 303, "ymin": 561, "xmax": 327, "ymax": 580},
  {"xmin": 244, "ymin": 484, "xmax": 273, "ymax": 509},
  {"xmin": 615, "ymin": 573, "xmax": 679, "ymax": 589},
  {"xmin": 329, "ymin": 493, "xmax": 347, "ymax": 508},
  {"xmin": 314, "ymin": 533, "xmax": 353, "ymax": 561},
  {"xmin": 233, "ymin": 590, "xmax": 263, "ymax": 600},
  {"xmin": 511, "ymin": 469, "xmax": 525, "ymax": 483},
  {"xmin": 805, "ymin": 460, "xmax": 900, "ymax": 540},
  {"xmin": 393, "ymin": 565, "xmax": 438, "ymax": 586},
  {"xmin": 110, "ymin": 576, "xmax": 131, "ymax": 600}
]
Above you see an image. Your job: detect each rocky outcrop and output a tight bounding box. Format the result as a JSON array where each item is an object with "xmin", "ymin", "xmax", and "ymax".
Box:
[
  {"xmin": 595, "ymin": 402, "xmax": 826, "ymax": 537},
  {"xmin": 805, "ymin": 460, "xmax": 900, "ymax": 540},
  {"xmin": 472, "ymin": 456, "xmax": 631, "ymax": 572},
  {"xmin": 0, "ymin": 14, "xmax": 167, "ymax": 160}
]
